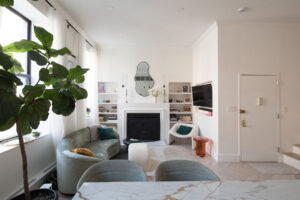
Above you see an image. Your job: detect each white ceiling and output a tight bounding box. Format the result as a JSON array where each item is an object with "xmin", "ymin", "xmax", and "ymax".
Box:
[{"xmin": 57, "ymin": 0, "xmax": 300, "ymax": 46}]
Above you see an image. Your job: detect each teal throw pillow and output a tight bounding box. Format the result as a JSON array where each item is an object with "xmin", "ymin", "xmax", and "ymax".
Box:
[
  {"xmin": 176, "ymin": 125, "xmax": 193, "ymax": 135},
  {"xmin": 98, "ymin": 127, "xmax": 117, "ymax": 140}
]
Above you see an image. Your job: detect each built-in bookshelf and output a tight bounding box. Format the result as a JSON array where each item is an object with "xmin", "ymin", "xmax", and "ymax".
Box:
[
  {"xmin": 98, "ymin": 82, "xmax": 119, "ymax": 125},
  {"xmin": 168, "ymin": 82, "xmax": 193, "ymax": 127}
]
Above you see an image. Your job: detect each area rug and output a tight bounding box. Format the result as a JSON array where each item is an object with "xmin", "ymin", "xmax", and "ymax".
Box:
[{"xmin": 249, "ymin": 163, "xmax": 300, "ymax": 175}]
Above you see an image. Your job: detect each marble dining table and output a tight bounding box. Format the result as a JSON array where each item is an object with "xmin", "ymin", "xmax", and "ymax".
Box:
[{"xmin": 73, "ymin": 180, "xmax": 300, "ymax": 200}]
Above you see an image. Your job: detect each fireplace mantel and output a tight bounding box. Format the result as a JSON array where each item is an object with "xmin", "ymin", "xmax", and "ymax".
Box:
[{"xmin": 117, "ymin": 103, "xmax": 170, "ymax": 144}]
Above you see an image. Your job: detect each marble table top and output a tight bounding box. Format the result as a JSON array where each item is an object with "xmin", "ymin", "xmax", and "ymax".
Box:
[{"xmin": 73, "ymin": 180, "xmax": 300, "ymax": 200}]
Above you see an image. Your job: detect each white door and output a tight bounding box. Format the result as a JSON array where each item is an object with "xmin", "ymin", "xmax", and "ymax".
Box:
[{"xmin": 240, "ymin": 75, "xmax": 279, "ymax": 162}]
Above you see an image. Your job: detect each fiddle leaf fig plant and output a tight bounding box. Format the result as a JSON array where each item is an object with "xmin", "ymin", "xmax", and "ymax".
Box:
[{"xmin": 0, "ymin": 25, "xmax": 88, "ymax": 200}]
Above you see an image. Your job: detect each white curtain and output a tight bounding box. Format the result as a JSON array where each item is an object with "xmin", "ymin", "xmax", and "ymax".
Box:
[
  {"xmin": 84, "ymin": 41, "xmax": 99, "ymax": 126},
  {"xmin": 45, "ymin": 7, "xmax": 99, "ymax": 147},
  {"xmin": 47, "ymin": 8, "xmax": 66, "ymax": 147}
]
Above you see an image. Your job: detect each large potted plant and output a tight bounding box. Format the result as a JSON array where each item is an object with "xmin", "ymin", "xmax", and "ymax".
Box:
[{"xmin": 0, "ymin": 2, "xmax": 89, "ymax": 200}]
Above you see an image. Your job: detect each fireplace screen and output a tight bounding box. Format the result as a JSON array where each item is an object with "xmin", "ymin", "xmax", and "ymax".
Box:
[{"xmin": 127, "ymin": 113, "xmax": 160, "ymax": 141}]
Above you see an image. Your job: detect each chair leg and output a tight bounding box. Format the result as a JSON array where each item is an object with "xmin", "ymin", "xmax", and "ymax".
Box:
[
  {"xmin": 168, "ymin": 134, "xmax": 175, "ymax": 145},
  {"xmin": 191, "ymin": 137, "xmax": 196, "ymax": 149}
]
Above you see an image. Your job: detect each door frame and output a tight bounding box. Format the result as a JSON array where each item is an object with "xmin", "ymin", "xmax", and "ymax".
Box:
[{"xmin": 238, "ymin": 73, "xmax": 281, "ymax": 162}]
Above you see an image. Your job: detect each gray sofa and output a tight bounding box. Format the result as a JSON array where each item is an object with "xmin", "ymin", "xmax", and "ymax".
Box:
[{"xmin": 56, "ymin": 125, "xmax": 120, "ymax": 194}]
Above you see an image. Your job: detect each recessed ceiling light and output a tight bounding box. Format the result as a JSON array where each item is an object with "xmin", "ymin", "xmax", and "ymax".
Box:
[{"xmin": 237, "ymin": 7, "xmax": 248, "ymax": 13}]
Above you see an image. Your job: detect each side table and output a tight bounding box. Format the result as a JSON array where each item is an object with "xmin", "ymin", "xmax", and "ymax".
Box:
[{"xmin": 193, "ymin": 136, "xmax": 208, "ymax": 157}]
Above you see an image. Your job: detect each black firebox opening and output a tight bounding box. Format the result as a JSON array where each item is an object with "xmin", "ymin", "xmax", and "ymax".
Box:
[{"xmin": 126, "ymin": 113, "xmax": 160, "ymax": 141}]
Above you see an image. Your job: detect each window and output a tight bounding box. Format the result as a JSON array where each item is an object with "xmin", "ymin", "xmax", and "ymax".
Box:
[{"xmin": 0, "ymin": 7, "xmax": 32, "ymax": 141}]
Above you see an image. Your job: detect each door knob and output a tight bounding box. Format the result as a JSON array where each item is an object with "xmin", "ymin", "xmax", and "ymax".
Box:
[{"xmin": 242, "ymin": 119, "xmax": 247, "ymax": 127}]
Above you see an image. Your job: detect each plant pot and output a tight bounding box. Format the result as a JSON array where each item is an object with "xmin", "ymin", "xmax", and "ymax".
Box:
[{"xmin": 11, "ymin": 189, "xmax": 58, "ymax": 200}]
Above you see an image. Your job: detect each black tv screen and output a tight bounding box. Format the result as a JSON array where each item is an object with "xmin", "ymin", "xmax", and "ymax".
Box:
[{"xmin": 192, "ymin": 84, "xmax": 212, "ymax": 108}]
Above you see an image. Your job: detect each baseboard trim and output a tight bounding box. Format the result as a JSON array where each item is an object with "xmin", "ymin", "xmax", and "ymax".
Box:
[{"xmin": 218, "ymin": 153, "xmax": 240, "ymax": 162}]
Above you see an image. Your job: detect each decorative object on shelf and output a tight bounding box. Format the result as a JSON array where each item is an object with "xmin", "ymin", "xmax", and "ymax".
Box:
[
  {"xmin": 182, "ymin": 85, "xmax": 189, "ymax": 93},
  {"xmin": 135, "ymin": 61, "xmax": 155, "ymax": 97},
  {"xmin": 183, "ymin": 107, "xmax": 191, "ymax": 112},
  {"xmin": 169, "ymin": 99, "xmax": 173, "ymax": 103},
  {"xmin": 149, "ymin": 88, "xmax": 160, "ymax": 103},
  {"xmin": 86, "ymin": 107, "xmax": 91, "ymax": 118},
  {"xmin": 32, "ymin": 131, "xmax": 40, "ymax": 138},
  {"xmin": 108, "ymin": 116, "xmax": 117, "ymax": 120},
  {"xmin": 99, "ymin": 116, "xmax": 105, "ymax": 121},
  {"xmin": 177, "ymin": 88, "xmax": 181, "ymax": 93},
  {"xmin": 170, "ymin": 114, "xmax": 178, "ymax": 121},
  {"xmin": 181, "ymin": 115, "xmax": 192, "ymax": 122},
  {"xmin": 98, "ymin": 82, "xmax": 105, "ymax": 93},
  {"xmin": 184, "ymin": 97, "xmax": 191, "ymax": 102},
  {"xmin": 176, "ymin": 100, "xmax": 183, "ymax": 103},
  {"xmin": 122, "ymin": 85, "xmax": 128, "ymax": 103},
  {"xmin": 111, "ymin": 105, "xmax": 118, "ymax": 113},
  {"xmin": 105, "ymin": 100, "xmax": 111, "ymax": 103}
]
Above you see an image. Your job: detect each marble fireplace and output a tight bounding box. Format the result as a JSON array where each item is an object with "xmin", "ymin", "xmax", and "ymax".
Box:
[{"xmin": 118, "ymin": 103, "xmax": 170, "ymax": 144}]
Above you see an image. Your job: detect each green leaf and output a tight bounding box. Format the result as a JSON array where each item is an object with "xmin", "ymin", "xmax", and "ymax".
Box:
[
  {"xmin": 29, "ymin": 98, "xmax": 50, "ymax": 128},
  {"xmin": 39, "ymin": 68, "xmax": 51, "ymax": 82},
  {"xmin": 0, "ymin": 0, "xmax": 13, "ymax": 6},
  {"xmin": 0, "ymin": 77, "xmax": 14, "ymax": 91},
  {"xmin": 3, "ymin": 40, "xmax": 42, "ymax": 53},
  {"xmin": 8, "ymin": 58, "xmax": 24, "ymax": 74},
  {"xmin": 69, "ymin": 85, "xmax": 88, "ymax": 100},
  {"xmin": 28, "ymin": 50, "xmax": 48, "ymax": 66},
  {"xmin": 0, "ymin": 69, "xmax": 23, "ymax": 86},
  {"xmin": 0, "ymin": 90, "xmax": 22, "ymax": 131},
  {"xmin": 52, "ymin": 89, "xmax": 75, "ymax": 116},
  {"xmin": 53, "ymin": 80, "xmax": 66, "ymax": 89},
  {"xmin": 0, "ymin": 51, "xmax": 13, "ymax": 70},
  {"xmin": 50, "ymin": 47, "xmax": 71, "ymax": 57},
  {"xmin": 19, "ymin": 105, "xmax": 32, "ymax": 134},
  {"xmin": 34, "ymin": 26, "xmax": 53, "ymax": 49},
  {"xmin": 43, "ymin": 89, "xmax": 58, "ymax": 100},
  {"xmin": 67, "ymin": 65, "xmax": 89, "ymax": 83},
  {"xmin": 52, "ymin": 61, "xmax": 69, "ymax": 78},
  {"xmin": 0, "ymin": 117, "xmax": 15, "ymax": 132},
  {"xmin": 22, "ymin": 85, "xmax": 45, "ymax": 98}
]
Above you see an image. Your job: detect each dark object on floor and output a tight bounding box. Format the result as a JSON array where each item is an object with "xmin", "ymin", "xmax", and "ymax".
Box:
[
  {"xmin": 112, "ymin": 145, "xmax": 128, "ymax": 159},
  {"xmin": 45, "ymin": 170, "xmax": 58, "ymax": 190},
  {"xmin": 11, "ymin": 189, "xmax": 57, "ymax": 200},
  {"xmin": 154, "ymin": 160, "xmax": 220, "ymax": 181},
  {"xmin": 123, "ymin": 138, "xmax": 143, "ymax": 150}
]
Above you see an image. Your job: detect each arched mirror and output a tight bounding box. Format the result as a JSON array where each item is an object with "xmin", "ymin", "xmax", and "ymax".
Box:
[{"xmin": 134, "ymin": 61, "xmax": 155, "ymax": 97}]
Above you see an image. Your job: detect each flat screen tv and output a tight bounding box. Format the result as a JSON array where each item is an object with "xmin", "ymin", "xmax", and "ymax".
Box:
[{"xmin": 192, "ymin": 83, "xmax": 212, "ymax": 110}]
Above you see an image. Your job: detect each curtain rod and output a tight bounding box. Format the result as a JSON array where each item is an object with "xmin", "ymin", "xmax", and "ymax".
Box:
[
  {"xmin": 45, "ymin": 0, "xmax": 56, "ymax": 10},
  {"xmin": 66, "ymin": 20, "xmax": 94, "ymax": 48},
  {"xmin": 66, "ymin": 20, "xmax": 79, "ymax": 33},
  {"xmin": 85, "ymin": 39, "xmax": 94, "ymax": 48}
]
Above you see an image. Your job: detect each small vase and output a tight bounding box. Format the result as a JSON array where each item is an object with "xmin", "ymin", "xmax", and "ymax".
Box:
[{"xmin": 154, "ymin": 97, "xmax": 158, "ymax": 103}]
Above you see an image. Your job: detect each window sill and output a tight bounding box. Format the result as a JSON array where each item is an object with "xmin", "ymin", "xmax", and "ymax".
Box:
[{"xmin": 0, "ymin": 133, "xmax": 49, "ymax": 154}]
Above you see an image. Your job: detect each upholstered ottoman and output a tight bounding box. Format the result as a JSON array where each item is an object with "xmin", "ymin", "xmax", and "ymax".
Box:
[{"xmin": 128, "ymin": 143, "xmax": 150, "ymax": 171}]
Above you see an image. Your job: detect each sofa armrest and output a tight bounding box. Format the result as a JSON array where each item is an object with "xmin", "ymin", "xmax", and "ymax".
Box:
[{"xmin": 57, "ymin": 150, "xmax": 102, "ymax": 194}]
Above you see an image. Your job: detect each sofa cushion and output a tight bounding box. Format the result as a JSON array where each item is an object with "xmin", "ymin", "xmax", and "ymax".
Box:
[
  {"xmin": 71, "ymin": 148, "xmax": 96, "ymax": 157},
  {"xmin": 176, "ymin": 125, "xmax": 192, "ymax": 135},
  {"xmin": 84, "ymin": 139, "xmax": 120, "ymax": 160},
  {"xmin": 98, "ymin": 127, "xmax": 117, "ymax": 140},
  {"xmin": 63, "ymin": 128, "xmax": 91, "ymax": 149}
]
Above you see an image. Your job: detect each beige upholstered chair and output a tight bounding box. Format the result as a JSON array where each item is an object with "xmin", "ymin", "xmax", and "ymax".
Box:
[{"xmin": 168, "ymin": 123, "xmax": 199, "ymax": 149}]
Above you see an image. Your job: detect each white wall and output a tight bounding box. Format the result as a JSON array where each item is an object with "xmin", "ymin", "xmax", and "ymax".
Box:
[
  {"xmin": 192, "ymin": 23, "xmax": 219, "ymax": 160},
  {"xmin": 98, "ymin": 45, "xmax": 192, "ymax": 103},
  {"xmin": 0, "ymin": 135, "xmax": 55, "ymax": 200},
  {"xmin": 218, "ymin": 22, "xmax": 300, "ymax": 161}
]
